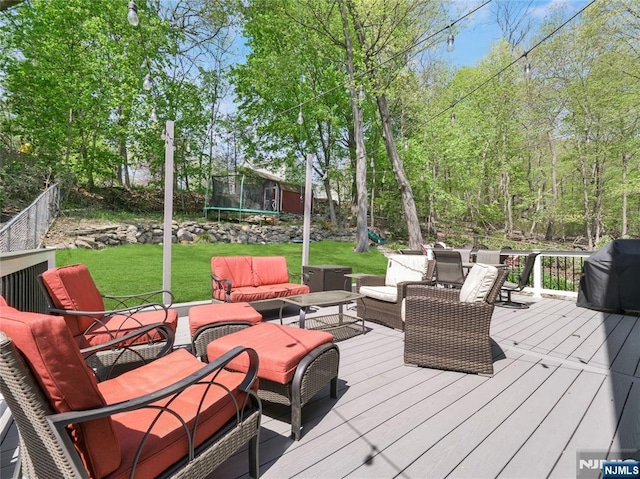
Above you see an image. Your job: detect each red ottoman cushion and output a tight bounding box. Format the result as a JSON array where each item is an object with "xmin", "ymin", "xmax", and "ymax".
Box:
[
  {"xmin": 188, "ymin": 302, "xmax": 262, "ymax": 336},
  {"xmin": 206, "ymin": 323, "xmax": 334, "ymax": 384}
]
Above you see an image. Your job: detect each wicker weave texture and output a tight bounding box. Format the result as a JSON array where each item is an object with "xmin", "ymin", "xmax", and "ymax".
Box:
[
  {"xmin": 299, "ymin": 347, "xmax": 339, "ymax": 406},
  {"xmin": 193, "ymin": 324, "xmax": 252, "ymax": 360},
  {"xmin": 403, "ymin": 269, "xmax": 508, "ymax": 375},
  {"xmin": 255, "ymin": 343, "xmax": 339, "ymax": 440},
  {"xmin": 171, "ymin": 411, "xmax": 260, "ymax": 479},
  {"xmin": 85, "ymin": 341, "xmax": 170, "ymax": 368},
  {"xmin": 404, "ymin": 298, "xmax": 495, "ymax": 375},
  {"xmin": 0, "ymin": 336, "xmax": 83, "ymax": 478}
]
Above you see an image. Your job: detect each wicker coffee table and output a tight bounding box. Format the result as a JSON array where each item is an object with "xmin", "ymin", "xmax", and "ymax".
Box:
[{"xmin": 279, "ymin": 290, "xmax": 365, "ymax": 341}]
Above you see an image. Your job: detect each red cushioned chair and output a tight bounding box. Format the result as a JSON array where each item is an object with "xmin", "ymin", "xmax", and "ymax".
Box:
[
  {"xmin": 0, "ymin": 299, "xmax": 261, "ymax": 479},
  {"xmin": 39, "ymin": 264, "xmax": 178, "ymax": 378}
]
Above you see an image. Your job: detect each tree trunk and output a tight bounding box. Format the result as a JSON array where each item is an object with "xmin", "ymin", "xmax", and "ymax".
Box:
[
  {"xmin": 323, "ymin": 177, "xmax": 337, "ymax": 223},
  {"xmin": 338, "ymin": 0, "xmax": 369, "ymax": 253},
  {"xmin": 347, "ymin": 1, "xmax": 423, "ymax": 249},
  {"xmin": 622, "ymin": 152, "xmax": 629, "ymax": 237},
  {"xmin": 577, "ymin": 141, "xmax": 593, "ymax": 249},
  {"xmin": 545, "ymin": 130, "xmax": 558, "ymax": 241},
  {"xmin": 376, "ymin": 94, "xmax": 423, "ymax": 249}
]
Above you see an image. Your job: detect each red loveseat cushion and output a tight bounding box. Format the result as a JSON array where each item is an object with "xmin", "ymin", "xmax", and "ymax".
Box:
[
  {"xmin": 41, "ymin": 264, "xmax": 105, "ymax": 336},
  {"xmin": 207, "ymin": 323, "xmax": 334, "ymax": 384},
  {"xmin": 258, "ymin": 283, "xmax": 310, "ymax": 298},
  {"xmin": 228, "ymin": 286, "xmax": 285, "ymax": 303},
  {"xmin": 251, "ymin": 256, "xmax": 290, "ymax": 286},
  {"xmin": 211, "ymin": 256, "xmax": 254, "ymax": 289},
  {"xmin": 0, "ymin": 306, "xmax": 121, "ymax": 478},
  {"xmin": 99, "ymin": 348, "xmax": 257, "ymax": 479},
  {"xmin": 188, "ymin": 302, "xmax": 262, "ymax": 336}
]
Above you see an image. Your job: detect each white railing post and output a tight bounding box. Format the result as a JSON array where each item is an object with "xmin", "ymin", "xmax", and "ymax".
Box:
[{"xmin": 532, "ymin": 250, "xmax": 543, "ymax": 299}]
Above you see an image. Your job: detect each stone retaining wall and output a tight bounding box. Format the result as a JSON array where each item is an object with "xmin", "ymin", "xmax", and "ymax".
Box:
[{"xmin": 58, "ymin": 221, "xmax": 356, "ymax": 249}]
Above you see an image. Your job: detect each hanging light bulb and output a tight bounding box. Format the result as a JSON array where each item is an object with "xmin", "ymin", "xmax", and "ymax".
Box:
[
  {"xmin": 584, "ymin": 128, "xmax": 590, "ymax": 143},
  {"xmin": 450, "ymin": 111, "xmax": 456, "ymax": 124},
  {"xmin": 150, "ymin": 108, "xmax": 157, "ymax": 122},
  {"xmin": 127, "ymin": 1, "xmax": 139, "ymax": 27},
  {"xmin": 297, "ymin": 108, "xmax": 304, "ymax": 125},
  {"xmin": 186, "ymin": 142, "xmax": 191, "ymax": 153},
  {"xmin": 143, "ymin": 74, "xmax": 153, "ymax": 91},
  {"xmin": 446, "ymin": 29, "xmax": 455, "ymax": 53},
  {"xmin": 252, "ymin": 126, "xmax": 258, "ymax": 142},
  {"xmin": 524, "ymin": 56, "xmax": 532, "ymax": 80}
]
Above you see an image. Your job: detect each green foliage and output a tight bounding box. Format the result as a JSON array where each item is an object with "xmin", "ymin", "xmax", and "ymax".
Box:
[{"xmin": 542, "ymin": 274, "xmax": 575, "ymax": 292}]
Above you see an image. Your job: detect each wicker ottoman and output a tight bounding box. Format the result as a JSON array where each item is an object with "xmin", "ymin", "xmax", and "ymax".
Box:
[
  {"xmin": 189, "ymin": 302, "xmax": 262, "ymax": 360},
  {"xmin": 206, "ymin": 322, "xmax": 339, "ymax": 440}
]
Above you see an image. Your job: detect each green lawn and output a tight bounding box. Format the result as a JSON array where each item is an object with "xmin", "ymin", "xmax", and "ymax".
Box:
[{"xmin": 53, "ymin": 242, "xmax": 389, "ymax": 303}]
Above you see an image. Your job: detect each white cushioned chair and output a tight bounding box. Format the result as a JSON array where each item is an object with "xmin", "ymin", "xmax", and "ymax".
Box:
[{"xmin": 356, "ymin": 254, "xmax": 435, "ymax": 330}]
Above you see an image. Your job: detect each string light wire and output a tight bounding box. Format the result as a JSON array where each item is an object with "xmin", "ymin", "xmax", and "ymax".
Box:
[
  {"xmin": 270, "ymin": 0, "xmax": 493, "ymax": 121},
  {"xmin": 425, "ymin": 0, "xmax": 598, "ymax": 124}
]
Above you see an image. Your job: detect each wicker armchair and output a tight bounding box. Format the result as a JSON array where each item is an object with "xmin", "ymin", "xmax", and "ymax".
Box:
[
  {"xmin": 39, "ymin": 264, "xmax": 177, "ymax": 378},
  {"xmin": 356, "ymin": 255, "xmax": 436, "ymax": 331},
  {"xmin": 404, "ymin": 266, "xmax": 508, "ymax": 375},
  {"xmin": 0, "ymin": 303, "xmax": 261, "ymax": 479}
]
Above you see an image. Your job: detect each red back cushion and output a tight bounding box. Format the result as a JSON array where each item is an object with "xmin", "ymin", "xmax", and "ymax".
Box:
[
  {"xmin": 41, "ymin": 264, "xmax": 105, "ymax": 335},
  {"xmin": 252, "ymin": 256, "xmax": 289, "ymax": 286},
  {"xmin": 211, "ymin": 256, "xmax": 254, "ymax": 288},
  {"xmin": 0, "ymin": 307, "xmax": 120, "ymax": 478},
  {"xmin": 0, "ymin": 295, "xmax": 8, "ymax": 307}
]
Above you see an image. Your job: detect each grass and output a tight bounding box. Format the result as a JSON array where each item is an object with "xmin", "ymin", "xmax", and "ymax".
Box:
[{"xmin": 54, "ymin": 241, "xmax": 389, "ymax": 303}]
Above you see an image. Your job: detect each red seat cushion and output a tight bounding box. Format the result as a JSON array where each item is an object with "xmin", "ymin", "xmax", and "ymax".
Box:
[
  {"xmin": 99, "ymin": 348, "xmax": 256, "ymax": 479},
  {"xmin": 188, "ymin": 302, "xmax": 262, "ymax": 336},
  {"xmin": 251, "ymin": 256, "xmax": 289, "ymax": 286},
  {"xmin": 83, "ymin": 308, "xmax": 178, "ymax": 348},
  {"xmin": 259, "ymin": 283, "xmax": 310, "ymax": 298},
  {"xmin": 228, "ymin": 286, "xmax": 281, "ymax": 303},
  {"xmin": 211, "ymin": 256, "xmax": 254, "ymax": 288},
  {"xmin": 0, "ymin": 307, "xmax": 120, "ymax": 478},
  {"xmin": 207, "ymin": 323, "xmax": 334, "ymax": 384},
  {"xmin": 41, "ymin": 264, "xmax": 105, "ymax": 336}
]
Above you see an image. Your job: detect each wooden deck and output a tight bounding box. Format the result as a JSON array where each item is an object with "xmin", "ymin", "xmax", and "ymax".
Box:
[
  {"xmin": 2, "ymin": 294, "xmax": 640, "ymax": 478},
  {"xmin": 213, "ymin": 295, "xmax": 640, "ymax": 478}
]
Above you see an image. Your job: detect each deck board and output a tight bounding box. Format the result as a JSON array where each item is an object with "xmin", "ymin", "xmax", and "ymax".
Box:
[
  {"xmin": 496, "ymin": 370, "xmax": 607, "ymax": 478},
  {"xmin": 218, "ymin": 295, "xmax": 640, "ymax": 479},
  {"xmin": 3, "ymin": 294, "xmax": 640, "ymax": 479}
]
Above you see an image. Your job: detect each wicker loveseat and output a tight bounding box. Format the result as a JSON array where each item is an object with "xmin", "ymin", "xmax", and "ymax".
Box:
[
  {"xmin": 356, "ymin": 254, "xmax": 435, "ymax": 331},
  {"xmin": 212, "ymin": 256, "xmax": 310, "ymax": 312},
  {"xmin": 0, "ymin": 297, "xmax": 261, "ymax": 479}
]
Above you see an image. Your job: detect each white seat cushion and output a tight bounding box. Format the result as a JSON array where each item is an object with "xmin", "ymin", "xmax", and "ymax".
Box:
[
  {"xmin": 359, "ymin": 285, "xmax": 398, "ymax": 303},
  {"xmin": 459, "ymin": 263, "xmax": 499, "ymax": 303},
  {"xmin": 384, "ymin": 254, "xmax": 428, "ymax": 287}
]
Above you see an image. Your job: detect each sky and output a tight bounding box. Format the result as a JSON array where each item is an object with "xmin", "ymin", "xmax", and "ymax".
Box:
[{"xmin": 446, "ymin": 0, "xmax": 592, "ymax": 68}]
